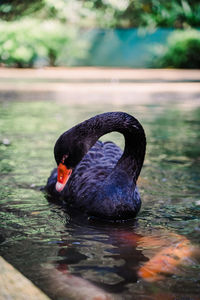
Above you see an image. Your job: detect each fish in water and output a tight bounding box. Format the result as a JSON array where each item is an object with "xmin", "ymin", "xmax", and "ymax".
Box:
[{"xmin": 138, "ymin": 233, "xmax": 197, "ymax": 282}]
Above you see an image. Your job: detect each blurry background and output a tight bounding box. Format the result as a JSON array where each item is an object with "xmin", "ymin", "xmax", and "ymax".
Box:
[
  {"xmin": 0, "ymin": 0, "xmax": 200, "ymax": 68},
  {"xmin": 0, "ymin": 2, "xmax": 200, "ymax": 300}
]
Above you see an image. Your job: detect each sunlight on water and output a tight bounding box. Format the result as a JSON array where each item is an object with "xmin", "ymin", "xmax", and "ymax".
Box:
[{"xmin": 0, "ymin": 100, "xmax": 200, "ymax": 300}]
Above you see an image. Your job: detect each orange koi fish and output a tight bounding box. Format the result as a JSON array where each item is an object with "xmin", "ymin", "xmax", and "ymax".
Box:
[{"xmin": 138, "ymin": 234, "xmax": 195, "ymax": 282}]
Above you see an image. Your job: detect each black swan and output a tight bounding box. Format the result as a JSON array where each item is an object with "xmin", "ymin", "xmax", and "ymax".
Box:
[{"xmin": 46, "ymin": 112, "xmax": 146, "ymax": 220}]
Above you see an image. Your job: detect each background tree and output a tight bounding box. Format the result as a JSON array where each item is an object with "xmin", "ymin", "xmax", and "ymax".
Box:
[
  {"xmin": 0, "ymin": 0, "xmax": 45, "ymax": 21},
  {"xmin": 0, "ymin": 0, "xmax": 200, "ymax": 28}
]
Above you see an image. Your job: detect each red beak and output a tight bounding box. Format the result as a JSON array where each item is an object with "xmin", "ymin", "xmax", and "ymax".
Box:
[{"xmin": 56, "ymin": 163, "xmax": 72, "ymax": 192}]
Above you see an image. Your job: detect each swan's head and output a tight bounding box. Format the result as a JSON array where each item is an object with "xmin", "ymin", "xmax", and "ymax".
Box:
[{"xmin": 54, "ymin": 129, "xmax": 87, "ymax": 193}]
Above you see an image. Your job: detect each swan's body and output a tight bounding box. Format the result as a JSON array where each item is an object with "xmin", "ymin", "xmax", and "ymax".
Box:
[{"xmin": 46, "ymin": 112, "xmax": 146, "ymax": 220}]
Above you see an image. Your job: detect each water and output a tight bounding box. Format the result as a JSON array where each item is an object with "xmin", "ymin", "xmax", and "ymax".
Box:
[{"xmin": 0, "ymin": 99, "xmax": 200, "ymax": 300}]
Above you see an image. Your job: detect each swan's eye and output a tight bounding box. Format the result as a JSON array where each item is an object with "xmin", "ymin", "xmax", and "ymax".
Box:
[{"xmin": 61, "ymin": 154, "xmax": 68, "ymax": 164}]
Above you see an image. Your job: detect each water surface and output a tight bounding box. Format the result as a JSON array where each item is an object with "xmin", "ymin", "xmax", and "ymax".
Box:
[{"xmin": 0, "ymin": 99, "xmax": 200, "ymax": 300}]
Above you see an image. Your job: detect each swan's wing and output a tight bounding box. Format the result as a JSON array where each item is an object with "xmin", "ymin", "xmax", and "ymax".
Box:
[
  {"xmin": 67, "ymin": 140, "xmax": 122, "ymax": 201},
  {"xmin": 73, "ymin": 140, "xmax": 122, "ymax": 178}
]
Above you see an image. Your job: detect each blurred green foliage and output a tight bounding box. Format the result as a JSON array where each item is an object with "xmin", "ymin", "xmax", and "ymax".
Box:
[
  {"xmin": 0, "ymin": 0, "xmax": 200, "ymax": 28},
  {"xmin": 0, "ymin": 0, "xmax": 44, "ymax": 21},
  {"xmin": 0, "ymin": 0, "xmax": 200, "ymax": 67},
  {"xmin": 155, "ymin": 30, "xmax": 200, "ymax": 68},
  {"xmin": 0, "ymin": 19, "xmax": 86, "ymax": 67}
]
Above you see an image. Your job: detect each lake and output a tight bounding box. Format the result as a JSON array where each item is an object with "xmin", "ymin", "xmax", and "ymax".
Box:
[{"xmin": 0, "ymin": 74, "xmax": 200, "ymax": 299}]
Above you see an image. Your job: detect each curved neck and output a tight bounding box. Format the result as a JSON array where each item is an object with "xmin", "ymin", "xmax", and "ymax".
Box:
[{"xmin": 70, "ymin": 112, "xmax": 146, "ymax": 181}]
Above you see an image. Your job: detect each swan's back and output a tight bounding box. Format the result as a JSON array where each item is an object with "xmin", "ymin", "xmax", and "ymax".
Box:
[{"xmin": 67, "ymin": 140, "xmax": 122, "ymax": 204}]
